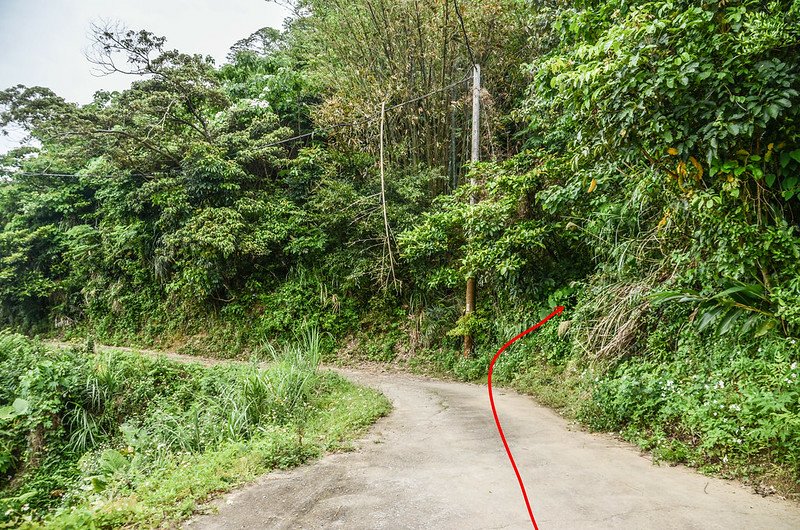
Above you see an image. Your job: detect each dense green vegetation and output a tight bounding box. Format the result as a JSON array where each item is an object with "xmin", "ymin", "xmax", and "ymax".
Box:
[
  {"xmin": 0, "ymin": 331, "xmax": 389, "ymax": 527},
  {"xmin": 1, "ymin": 0, "xmax": 799, "ymax": 509}
]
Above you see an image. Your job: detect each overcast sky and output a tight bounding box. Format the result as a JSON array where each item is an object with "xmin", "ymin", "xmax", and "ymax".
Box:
[{"xmin": 0, "ymin": 0, "xmax": 291, "ymax": 152}]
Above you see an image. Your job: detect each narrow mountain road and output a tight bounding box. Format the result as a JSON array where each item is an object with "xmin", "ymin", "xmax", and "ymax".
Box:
[{"xmin": 185, "ymin": 368, "xmax": 800, "ymax": 530}]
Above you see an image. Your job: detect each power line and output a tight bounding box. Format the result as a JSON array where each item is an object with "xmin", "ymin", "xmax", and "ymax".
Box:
[
  {"xmin": 262, "ymin": 72, "xmax": 471, "ymax": 148},
  {"xmin": 4, "ymin": 72, "xmax": 474, "ymax": 178},
  {"xmin": 6, "ymin": 171, "xmax": 162, "ymax": 178},
  {"xmin": 453, "ymin": 0, "xmax": 476, "ymax": 68}
]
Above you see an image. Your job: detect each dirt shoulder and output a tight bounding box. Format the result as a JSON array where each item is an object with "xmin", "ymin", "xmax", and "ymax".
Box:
[{"xmin": 45, "ymin": 340, "xmax": 231, "ymax": 367}]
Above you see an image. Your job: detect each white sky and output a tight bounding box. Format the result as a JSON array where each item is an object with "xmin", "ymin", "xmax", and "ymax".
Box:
[{"xmin": 0, "ymin": 0, "xmax": 291, "ymax": 152}]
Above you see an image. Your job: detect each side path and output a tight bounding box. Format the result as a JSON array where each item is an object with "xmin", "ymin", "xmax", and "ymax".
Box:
[
  {"xmin": 186, "ymin": 368, "xmax": 800, "ymax": 530},
  {"xmin": 46, "ymin": 340, "xmax": 229, "ymax": 367}
]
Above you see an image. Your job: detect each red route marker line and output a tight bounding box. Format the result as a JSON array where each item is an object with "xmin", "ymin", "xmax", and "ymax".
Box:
[{"xmin": 487, "ymin": 306, "xmax": 565, "ymax": 530}]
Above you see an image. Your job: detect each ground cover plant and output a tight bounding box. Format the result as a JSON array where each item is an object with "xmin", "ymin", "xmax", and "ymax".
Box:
[{"xmin": 0, "ymin": 331, "xmax": 390, "ymax": 528}]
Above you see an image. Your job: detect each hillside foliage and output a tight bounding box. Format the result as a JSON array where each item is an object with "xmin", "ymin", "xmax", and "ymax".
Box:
[{"xmin": 1, "ymin": 0, "xmax": 800, "ymax": 511}]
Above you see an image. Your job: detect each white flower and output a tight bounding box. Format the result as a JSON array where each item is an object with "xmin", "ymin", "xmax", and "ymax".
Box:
[
  {"xmin": 244, "ymin": 98, "xmax": 270, "ymax": 109},
  {"xmin": 791, "ymin": 362, "xmax": 797, "ymax": 370},
  {"xmin": 722, "ymin": 456, "xmax": 728, "ymax": 463}
]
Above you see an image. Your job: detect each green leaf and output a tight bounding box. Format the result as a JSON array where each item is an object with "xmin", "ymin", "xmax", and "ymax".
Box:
[
  {"xmin": 765, "ymin": 173, "xmax": 776, "ymax": 187},
  {"xmin": 740, "ymin": 316, "xmax": 758, "ymax": 334},
  {"xmin": 718, "ymin": 308, "xmax": 740, "ymax": 335},
  {"xmin": 711, "ymin": 285, "xmax": 754, "ymax": 300},
  {"xmin": 754, "ymin": 319, "xmax": 777, "ymax": 337},
  {"xmin": 12, "ymin": 398, "xmax": 29, "ymax": 415},
  {"xmin": 650, "ymin": 290, "xmax": 701, "ymax": 304},
  {"xmin": 697, "ymin": 308, "xmax": 720, "ymax": 331},
  {"xmin": 0, "ymin": 398, "xmax": 29, "ymax": 420},
  {"xmin": 766, "ymin": 104, "xmax": 780, "ymax": 119}
]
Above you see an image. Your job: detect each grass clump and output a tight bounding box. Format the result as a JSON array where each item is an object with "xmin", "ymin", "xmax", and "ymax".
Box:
[{"xmin": 0, "ymin": 329, "xmax": 390, "ymax": 528}]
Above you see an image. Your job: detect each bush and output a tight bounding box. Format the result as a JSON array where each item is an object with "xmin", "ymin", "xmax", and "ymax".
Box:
[
  {"xmin": 0, "ymin": 331, "xmax": 389, "ymax": 528},
  {"xmin": 581, "ymin": 327, "xmax": 800, "ymax": 475}
]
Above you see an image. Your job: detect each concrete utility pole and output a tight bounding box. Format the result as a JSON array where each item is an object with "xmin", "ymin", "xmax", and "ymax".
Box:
[
  {"xmin": 463, "ymin": 63, "xmax": 480, "ymax": 357},
  {"xmin": 379, "ymin": 101, "xmax": 397, "ymax": 290}
]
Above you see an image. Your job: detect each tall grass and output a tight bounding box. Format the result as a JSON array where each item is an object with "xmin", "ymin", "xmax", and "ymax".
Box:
[
  {"xmin": 141, "ymin": 326, "xmax": 324, "ymax": 447},
  {"xmin": 1, "ymin": 328, "xmax": 392, "ymax": 530},
  {"xmin": 241, "ymin": 326, "xmax": 322, "ymax": 427}
]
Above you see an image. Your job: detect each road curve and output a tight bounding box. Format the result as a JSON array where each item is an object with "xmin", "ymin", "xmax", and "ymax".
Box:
[{"xmin": 185, "ymin": 368, "xmax": 800, "ymax": 530}]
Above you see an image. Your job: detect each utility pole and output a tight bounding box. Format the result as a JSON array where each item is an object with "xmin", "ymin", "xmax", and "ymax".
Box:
[
  {"xmin": 463, "ymin": 63, "xmax": 480, "ymax": 357},
  {"xmin": 379, "ymin": 101, "xmax": 397, "ymax": 290}
]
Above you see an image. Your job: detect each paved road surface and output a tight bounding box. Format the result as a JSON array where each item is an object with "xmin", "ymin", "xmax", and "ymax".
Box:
[{"xmin": 186, "ymin": 368, "xmax": 800, "ymax": 529}]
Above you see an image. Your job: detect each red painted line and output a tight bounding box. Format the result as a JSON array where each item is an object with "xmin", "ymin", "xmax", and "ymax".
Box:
[{"xmin": 487, "ymin": 306, "xmax": 565, "ymax": 530}]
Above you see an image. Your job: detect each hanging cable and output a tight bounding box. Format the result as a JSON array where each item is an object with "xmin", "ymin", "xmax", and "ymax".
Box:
[
  {"xmin": 453, "ymin": 0, "xmax": 476, "ymax": 67},
  {"xmin": 378, "ymin": 101, "xmax": 398, "ymax": 292},
  {"xmin": 5, "ymin": 73, "xmax": 473, "ymax": 179},
  {"xmin": 8, "ymin": 171, "xmax": 161, "ymax": 178},
  {"xmin": 262, "ymin": 72, "xmax": 471, "ymax": 148}
]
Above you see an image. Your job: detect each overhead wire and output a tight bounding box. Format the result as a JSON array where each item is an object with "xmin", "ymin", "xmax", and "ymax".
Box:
[
  {"xmin": 6, "ymin": 71, "xmax": 474, "ymax": 178},
  {"xmin": 261, "ymin": 72, "xmax": 471, "ymax": 148},
  {"xmin": 8, "ymin": 172, "xmax": 156, "ymax": 178},
  {"xmin": 452, "ymin": 0, "xmax": 476, "ymax": 68}
]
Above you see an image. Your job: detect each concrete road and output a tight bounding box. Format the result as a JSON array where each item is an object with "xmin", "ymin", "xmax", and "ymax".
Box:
[{"xmin": 186, "ymin": 369, "xmax": 800, "ymax": 529}]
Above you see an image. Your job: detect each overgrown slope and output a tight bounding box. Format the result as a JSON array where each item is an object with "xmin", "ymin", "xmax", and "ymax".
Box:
[
  {"xmin": 1, "ymin": 0, "xmax": 799, "ymax": 503},
  {"xmin": 0, "ymin": 332, "xmax": 390, "ymax": 528}
]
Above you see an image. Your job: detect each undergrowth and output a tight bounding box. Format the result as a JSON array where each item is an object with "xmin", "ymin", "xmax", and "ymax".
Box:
[
  {"xmin": 342, "ymin": 296, "xmax": 800, "ymax": 500},
  {"xmin": 0, "ymin": 331, "xmax": 390, "ymax": 528}
]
